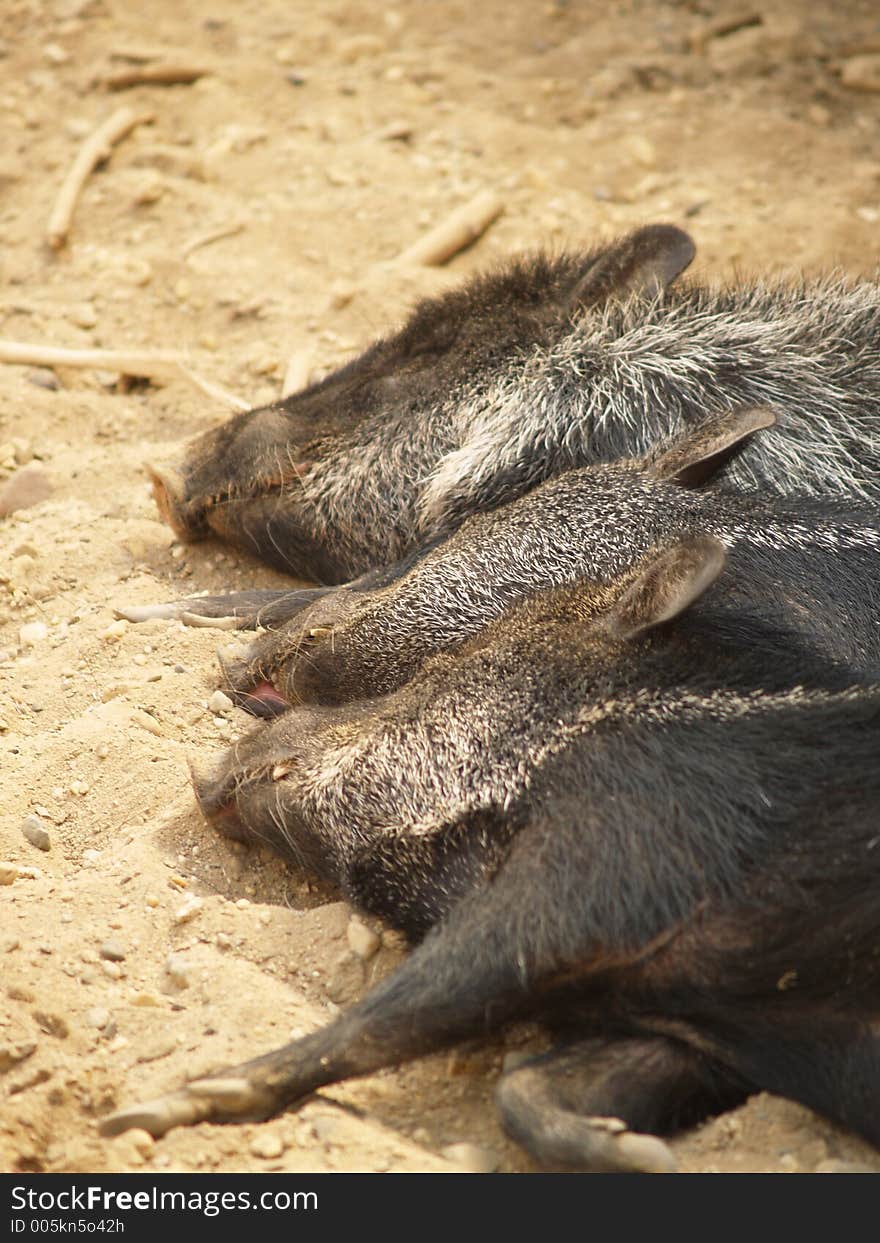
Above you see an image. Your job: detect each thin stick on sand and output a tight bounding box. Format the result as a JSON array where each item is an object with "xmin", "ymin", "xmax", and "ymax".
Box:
[
  {"xmin": 47, "ymin": 107, "xmax": 154, "ymax": 250},
  {"xmin": 102, "ymin": 63, "xmax": 211, "ymax": 90},
  {"xmin": 0, "ymin": 340, "xmax": 247, "ymax": 410},
  {"xmin": 176, "ymin": 364, "xmax": 249, "ymax": 411},
  {"xmin": 394, "ymin": 190, "xmax": 504, "ymax": 267},
  {"xmin": 182, "ymin": 222, "xmax": 244, "ymax": 260},
  {"xmin": 0, "ymin": 340, "xmax": 180, "ymax": 379}
]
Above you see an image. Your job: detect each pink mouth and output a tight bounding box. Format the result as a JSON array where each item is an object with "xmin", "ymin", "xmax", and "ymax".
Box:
[{"xmin": 238, "ymin": 679, "xmax": 289, "ymax": 718}]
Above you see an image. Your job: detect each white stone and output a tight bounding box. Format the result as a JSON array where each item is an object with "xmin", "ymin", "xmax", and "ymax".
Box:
[
  {"xmin": 19, "ymin": 621, "xmax": 48, "ymax": 646},
  {"xmin": 173, "ymin": 894, "xmax": 204, "ymax": 924},
  {"xmin": 207, "ymin": 690, "xmax": 234, "ymax": 715},
  {"xmin": 250, "ymin": 1131, "xmax": 285, "ymax": 1160},
  {"xmin": 441, "ymin": 1142, "xmax": 501, "ymax": 1173}
]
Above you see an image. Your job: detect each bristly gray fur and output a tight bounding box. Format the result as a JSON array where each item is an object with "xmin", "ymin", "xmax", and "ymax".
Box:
[
  {"xmin": 232, "ymin": 441, "xmax": 880, "ymax": 710},
  {"xmin": 164, "ymin": 542, "xmax": 880, "ymax": 1166},
  {"xmin": 420, "ymin": 275, "xmax": 880, "ymax": 532},
  {"xmin": 168, "ymin": 237, "xmax": 880, "ymax": 583}
]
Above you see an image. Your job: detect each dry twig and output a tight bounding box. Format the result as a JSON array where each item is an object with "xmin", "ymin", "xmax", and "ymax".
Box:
[
  {"xmin": 47, "ymin": 107, "xmax": 154, "ymax": 250},
  {"xmin": 0, "ymin": 340, "xmax": 180, "ymax": 379},
  {"xmin": 102, "ymin": 63, "xmax": 212, "ymax": 90},
  {"xmin": 689, "ymin": 10, "xmax": 761, "ymax": 52},
  {"xmin": 182, "ymin": 223, "xmax": 244, "ymax": 260},
  {"xmin": 0, "ymin": 340, "xmax": 247, "ymax": 410},
  {"xmin": 395, "ymin": 190, "xmax": 504, "ymax": 267},
  {"xmin": 176, "ymin": 364, "xmax": 249, "ymax": 411}
]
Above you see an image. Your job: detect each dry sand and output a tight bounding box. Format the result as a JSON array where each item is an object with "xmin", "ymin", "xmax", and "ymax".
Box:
[{"xmin": 2, "ymin": 0, "xmax": 880, "ymax": 1175}]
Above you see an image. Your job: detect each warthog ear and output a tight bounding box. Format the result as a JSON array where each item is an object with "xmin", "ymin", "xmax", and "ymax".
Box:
[
  {"xmin": 570, "ymin": 224, "xmax": 696, "ymax": 309},
  {"xmin": 603, "ymin": 535, "xmax": 727, "ymax": 641},
  {"xmin": 644, "ymin": 404, "xmax": 778, "ymax": 489}
]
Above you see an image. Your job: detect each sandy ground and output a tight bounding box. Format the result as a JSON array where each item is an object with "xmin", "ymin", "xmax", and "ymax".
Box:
[{"xmin": 3, "ymin": 0, "xmax": 880, "ymax": 1176}]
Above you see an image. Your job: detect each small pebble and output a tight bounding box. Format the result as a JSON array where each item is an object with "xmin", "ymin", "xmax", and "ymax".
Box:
[
  {"xmin": 625, "ymin": 134, "xmax": 656, "ymax": 167},
  {"xmin": 441, "ymin": 1142, "xmax": 501, "ymax": 1173},
  {"xmin": 130, "ymin": 708, "xmax": 164, "ymax": 737},
  {"xmin": 0, "ymin": 862, "xmax": 19, "ymax": 885},
  {"xmin": 21, "ymin": 814, "xmax": 50, "ymax": 851},
  {"xmin": 165, "ymin": 952, "xmax": 192, "ymax": 988},
  {"xmin": 126, "ymin": 1128, "xmax": 155, "ymax": 1157},
  {"xmin": 136, "ymin": 1035, "xmax": 177, "ymax": 1063},
  {"xmin": 129, "ymin": 991, "xmax": 162, "ymax": 1007},
  {"xmin": 11, "ymin": 554, "xmax": 35, "ymax": 584},
  {"xmin": 100, "ymin": 937, "xmax": 126, "ymax": 962},
  {"xmin": 250, "ymin": 1131, "xmax": 285, "ymax": 1160},
  {"xmin": 173, "ymin": 894, "xmax": 204, "ymax": 924},
  {"xmin": 376, "ymin": 119, "xmax": 414, "ymax": 142},
  {"xmin": 207, "ymin": 689, "xmax": 234, "ymax": 715},
  {"xmin": 69, "ymin": 302, "xmax": 97, "ymax": 329},
  {"xmin": 102, "ymin": 619, "xmax": 128, "ymax": 642},
  {"xmin": 101, "ymin": 961, "xmax": 123, "ymax": 980},
  {"xmin": 19, "ymin": 621, "xmax": 49, "ymax": 647},
  {"xmin": 310, "ymin": 1113, "xmax": 354, "ymax": 1145},
  {"xmin": 26, "ymin": 368, "xmax": 60, "ymax": 391},
  {"xmin": 808, "ymin": 103, "xmax": 831, "ymax": 126},
  {"xmin": 840, "ymin": 54, "xmax": 880, "ymax": 94},
  {"xmin": 130, "ymin": 171, "xmax": 166, "ymax": 206},
  {"xmin": 85, "ymin": 1006, "xmax": 112, "ymax": 1031}
]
